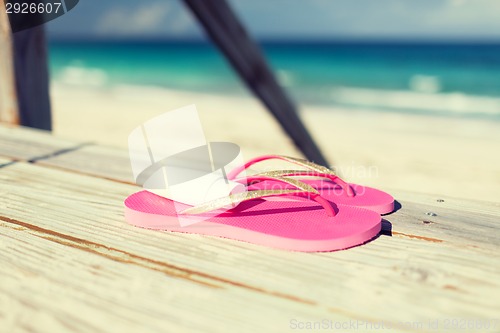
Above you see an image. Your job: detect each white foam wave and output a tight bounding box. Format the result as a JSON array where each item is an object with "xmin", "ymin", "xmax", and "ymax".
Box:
[
  {"xmin": 409, "ymin": 75, "xmax": 441, "ymax": 93},
  {"xmin": 56, "ymin": 65, "xmax": 108, "ymax": 87},
  {"xmin": 330, "ymin": 87, "xmax": 500, "ymax": 116}
]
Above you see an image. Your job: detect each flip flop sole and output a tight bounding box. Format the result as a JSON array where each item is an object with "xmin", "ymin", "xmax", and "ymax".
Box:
[{"xmin": 125, "ymin": 191, "xmax": 382, "ymax": 252}]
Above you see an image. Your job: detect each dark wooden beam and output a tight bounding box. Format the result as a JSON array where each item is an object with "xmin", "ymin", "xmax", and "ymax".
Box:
[
  {"xmin": 12, "ymin": 26, "xmax": 52, "ymax": 130},
  {"xmin": 183, "ymin": 0, "xmax": 329, "ymax": 166},
  {"xmin": 0, "ymin": 0, "xmax": 19, "ymax": 125}
]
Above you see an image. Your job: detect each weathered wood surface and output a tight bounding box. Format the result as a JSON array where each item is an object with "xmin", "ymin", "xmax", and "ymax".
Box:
[
  {"xmin": 0, "ymin": 125, "xmax": 131, "ymax": 182},
  {"xmin": 0, "ymin": 1, "xmax": 19, "ymax": 125},
  {"xmin": 0, "ymin": 125, "xmax": 499, "ymax": 333}
]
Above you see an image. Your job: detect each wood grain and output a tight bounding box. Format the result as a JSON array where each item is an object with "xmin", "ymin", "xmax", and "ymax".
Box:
[
  {"xmin": 0, "ymin": 126, "xmax": 499, "ymax": 332},
  {"xmin": 0, "ymin": 125, "xmax": 86, "ymax": 161},
  {"xmin": 40, "ymin": 144, "xmax": 134, "ymax": 184},
  {"xmin": 1, "ymin": 220, "xmax": 336, "ymax": 333}
]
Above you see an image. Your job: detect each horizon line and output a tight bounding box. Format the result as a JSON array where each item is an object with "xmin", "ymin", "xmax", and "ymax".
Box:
[{"xmin": 47, "ymin": 36, "xmax": 500, "ymax": 45}]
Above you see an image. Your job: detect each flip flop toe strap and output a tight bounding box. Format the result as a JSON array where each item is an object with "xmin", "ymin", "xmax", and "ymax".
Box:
[
  {"xmin": 254, "ymin": 170, "xmax": 354, "ymax": 197},
  {"xmin": 227, "ymin": 155, "xmax": 355, "ymax": 197},
  {"xmin": 180, "ymin": 176, "xmax": 336, "ymax": 217}
]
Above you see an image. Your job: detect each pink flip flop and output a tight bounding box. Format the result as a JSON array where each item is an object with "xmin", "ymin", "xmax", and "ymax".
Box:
[
  {"xmin": 124, "ymin": 178, "xmax": 382, "ymax": 252},
  {"xmin": 227, "ymin": 155, "xmax": 394, "ymax": 215}
]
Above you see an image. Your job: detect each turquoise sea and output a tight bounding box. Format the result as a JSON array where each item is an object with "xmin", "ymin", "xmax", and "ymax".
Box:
[{"xmin": 48, "ymin": 41, "xmax": 500, "ymax": 118}]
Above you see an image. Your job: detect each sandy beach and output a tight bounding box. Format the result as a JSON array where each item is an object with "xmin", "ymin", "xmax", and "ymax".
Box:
[{"xmin": 51, "ymin": 83, "xmax": 500, "ymax": 202}]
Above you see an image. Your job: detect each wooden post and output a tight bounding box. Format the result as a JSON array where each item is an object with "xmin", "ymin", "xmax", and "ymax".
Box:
[
  {"xmin": 12, "ymin": 26, "xmax": 52, "ymax": 130},
  {"xmin": 0, "ymin": 0, "xmax": 20, "ymax": 125}
]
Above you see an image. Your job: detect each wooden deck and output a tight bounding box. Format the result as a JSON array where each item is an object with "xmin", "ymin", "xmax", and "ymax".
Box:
[{"xmin": 0, "ymin": 124, "xmax": 499, "ymax": 333}]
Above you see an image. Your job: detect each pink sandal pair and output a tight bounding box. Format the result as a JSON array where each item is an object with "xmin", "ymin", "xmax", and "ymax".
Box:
[{"xmin": 125, "ymin": 155, "xmax": 394, "ymax": 252}]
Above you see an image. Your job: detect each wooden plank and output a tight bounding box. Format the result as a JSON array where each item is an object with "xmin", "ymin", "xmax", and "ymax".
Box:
[
  {"xmin": 382, "ymin": 190, "xmax": 500, "ymax": 252},
  {"xmin": 0, "ymin": 125, "xmax": 88, "ymax": 161},
  {"xmin": 18, "ymin": 152, "xmax": 500, "ymax": 252},
  {"xmin": 39, "ymin": 144, "xmax": 134, "ymax": 184},
  {"xmin": 0, "ymin": 125, "xmax": 133, "ymax": 182},
  {"xmin": 1, "ymin": 126, "xmax": 498, "ymax": 250},
  {"xmin": 1, "ymin": 221, "xmax": 331, "ymax": 333},
  {"xmin": 1, "ymin": 160, "xmax": 499, "ymax": 330},
  {"xmin": 0, "ymin": 0, "xmax": 19, "ymax": 125},
  {"xmin": 1, "ymin": 126, "xmax": 499, "ymax": 251}
]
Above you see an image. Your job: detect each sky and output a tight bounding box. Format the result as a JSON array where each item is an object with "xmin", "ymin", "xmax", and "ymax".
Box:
[{"xmin": 46, "ymin": 0, "xmax": 500, "ymax": 41}]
